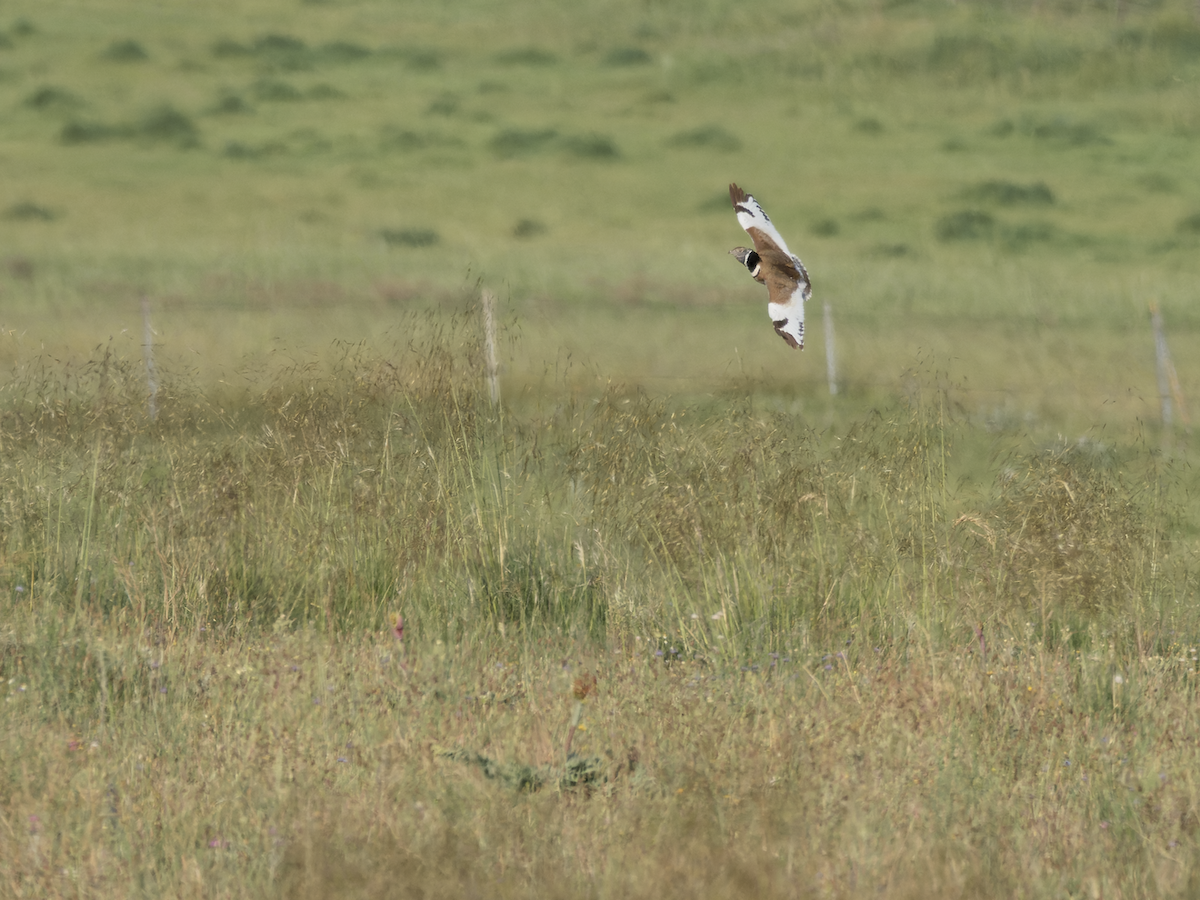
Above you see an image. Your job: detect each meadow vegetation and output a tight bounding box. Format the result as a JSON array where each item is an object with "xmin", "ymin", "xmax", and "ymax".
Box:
[{"xmin": 2, "ymin": 0, "xmax": 1200, "ymax": 896}]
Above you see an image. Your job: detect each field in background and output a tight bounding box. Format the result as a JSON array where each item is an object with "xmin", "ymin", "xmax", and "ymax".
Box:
[
  {"xmin": 0, "ymin": 0, "xmax": 1198, "ymax": 423},
  {"xmin": 4, "ymin": 0, "xmax": 1200, "ymax": 897}
]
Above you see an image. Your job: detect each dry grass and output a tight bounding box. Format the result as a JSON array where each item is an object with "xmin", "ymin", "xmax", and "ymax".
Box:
[
  {"xmin": 6, "ymin": 611, "xmax": 1200, "ymax": 899},
  {"xmin": 2, "ymin": 315, "xmax": 1199, "ymax": 898},
  {"xmin": 3, "ymin": 0, "xmax": 1200, "ymax": 894}
]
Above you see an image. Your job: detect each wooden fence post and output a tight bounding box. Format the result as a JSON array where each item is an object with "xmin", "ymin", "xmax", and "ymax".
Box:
[
  {"xmin": 141, "ymin": 296, "xmax": 159, "ymax": 421},
  {"xmin": 823, "ymin": 300, "xmax": 838, "ymax": 396},
  {"xmin": 482, "ymin": 289, "xmax": 500, "ymax": 407},
  {"xmin": 1150, "ymin": 301, "xmax": 1189, "ymax": 433}
]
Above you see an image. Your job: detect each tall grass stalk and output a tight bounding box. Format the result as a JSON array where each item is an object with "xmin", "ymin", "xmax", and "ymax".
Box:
[{"xmin": 1, "ymin": 317, "xmax": 1198, "ymax": 898}]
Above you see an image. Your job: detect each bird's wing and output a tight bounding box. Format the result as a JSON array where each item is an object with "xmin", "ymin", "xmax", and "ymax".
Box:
[
  {"xmin": 730, "ymin": 183, "xmax": 796, "ymax": 261},
  {"xmin": 730, "ymin": 184, "xmax": 810, "ymax": 350},
  {"xmin": 767, "ymin": 282, "xmax": 807, "ymax": 350},
  {"xmin": 729, "ymin": 183, "xmax": 810, "ymax": 293}
]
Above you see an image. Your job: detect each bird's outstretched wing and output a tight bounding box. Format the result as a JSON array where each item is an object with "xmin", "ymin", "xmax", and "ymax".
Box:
[{"xmin": 729, "ymin": 183, "xmax": 811, "ymax": 350}]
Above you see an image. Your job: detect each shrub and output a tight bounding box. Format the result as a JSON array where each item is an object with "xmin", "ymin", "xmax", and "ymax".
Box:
[
  {"xmin": 1001, "ymin": 221, "xmax": 1058, "ymax": 249},
  {"xmin": 935, "ymin": 209, "xmax": 995, "ymax": 241},
  {"xmin": 252, "ymin": 79, "xmax": 303, "ymax": 102},
  {"xmin": 488, "ymin": 128, "xmax": 558, "ymax": 158},
  {"xmin": 425, "ymin": 93, "xmax": 459, "ymax": 116},
  {"xmin": 211, "ymin": 38, "xmax": 251, "ymax": 58},
  {"xmin": 380, "ymin": 128, "xmax": 427, "ymax": 151},
  {"xmin": 665, "ymin": 125, "xmax": 742, "ymax": 152},
  {"xmin": 306, "ymin": 83, "xmax": 346, "ymax": 100},
  {"xmin": 513, "ymin": 218, "xmax": 547, "ymax": 238},
  {"xmin": 102, "ymin": 39, "xmax": 148, "ymax": 62},
  {"xmin": 494, "ymin": 47, "xmax": 558, "ymax": 66},
  {"xmin": 3, "ymin": 202, "xmax": 56, "ymax": 221},
  {"xmin": 318, "ymin": 41, "xmax": 370, "ymax": 63},
  {"xmin": 254, "ymin": 33, "xmax": 307, "ymax": 55},
  {"xmin": 138, "ymin": 105, "xmax": 200, "ymax": 146},
  {"xmin": 210, "ymin": 93, "xmax": 253, "ymax": 115},
  {"xmin": 381, "ymin": 45, "xmax": 442, "ymax": 70},
  {"xmin": 380, "ymin": 228, "xmax": 439, "ymax": 247},
  {"xmin": 602, "ymin": 46, "xmax": 652, "ymax": 66},
  {"xmin": 60, "ymin": 119, "xmax": 125, "ymax": 144},
  {"xmin": 1028, "ymin": 116, "xmax": 1109, "ymax": 146},
  {"xmin": 562, "ymin": 132, "xmax": 620, "ymax": 159},
  {"xmin": 963, "ymin": 180, "xmax": 1055, "ymax": 205},
  {"xmin": 23, "ymin": 85, "xmax": 83, "ymax": 110},
  {"xmin": 1176, "ymin": 212, "xmax": 1200, "ymax": 234}
]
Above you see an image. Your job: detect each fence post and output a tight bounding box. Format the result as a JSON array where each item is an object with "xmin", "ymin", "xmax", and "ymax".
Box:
[
  {"xmin": 1150, "ymin": 301, "xmax": 1190, "ymax": 433},
  {"xmin": 823, "ymin": 300, "xmax": 838, "ymax": 396},
  {"xmin": 141, "ymin": 296, "xmax": 159, "ymax": 421},
  {"xmin": 482, "ymin": 288, "xmax": 500, "ymax": 407}
]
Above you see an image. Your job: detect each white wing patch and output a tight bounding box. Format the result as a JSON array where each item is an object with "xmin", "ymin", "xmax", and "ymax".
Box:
[
  {"xmin": 733, "ymin": 193, "xmax": 798, "ymax": 262},
  {"xmin": 768, "ymin": 287, "xmax": 806, "ymax": 350}
]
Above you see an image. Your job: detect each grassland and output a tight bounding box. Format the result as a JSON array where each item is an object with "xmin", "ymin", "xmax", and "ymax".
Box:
[{"xmin": 3, "ymin": 0, "xmax": 1200, "ymax": 897}]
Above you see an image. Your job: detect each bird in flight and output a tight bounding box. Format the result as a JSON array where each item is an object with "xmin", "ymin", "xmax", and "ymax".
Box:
[{"xmin": 728, "ymin": 183, "xmax": 811, "ymax": 350}]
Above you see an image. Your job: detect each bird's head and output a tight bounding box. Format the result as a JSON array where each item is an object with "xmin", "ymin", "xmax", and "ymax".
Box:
[{"xmin": 729, "ymin": 247, "xmax": 761, "ymax": 277}]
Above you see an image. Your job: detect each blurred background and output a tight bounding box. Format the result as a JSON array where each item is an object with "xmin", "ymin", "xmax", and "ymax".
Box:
[{"xmin": 0, "ymin": 0, "xmax": 1197, "ymax": 432}]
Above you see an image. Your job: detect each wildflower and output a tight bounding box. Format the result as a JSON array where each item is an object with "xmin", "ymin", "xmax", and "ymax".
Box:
[
  {"xmin": 573, "ymin": 673, "xmax": 597, "ymax": 701},
  {"xmin": 711, "ymin": 611, "xmax": 725, "ymax": 620},
  {"xmin": 565, "ymin": 673, "xmax": 597, "ymax": 756},
  {"xmin": 392, "ymin": 615, "xmax": 404, "ymax": 641}
]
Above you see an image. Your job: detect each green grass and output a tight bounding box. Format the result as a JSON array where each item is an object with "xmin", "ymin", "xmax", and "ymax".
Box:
[
  {"xmin": 1, "ymin": 0, "xmax": 1198, "ymax": 430},
  {"xmin": 3, "ymin": 0, "xmax": 1200, "ymax": 896},
  {"xmin": 3, "ymin": 322, "xmax": 1199, "ymax": 897}
]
